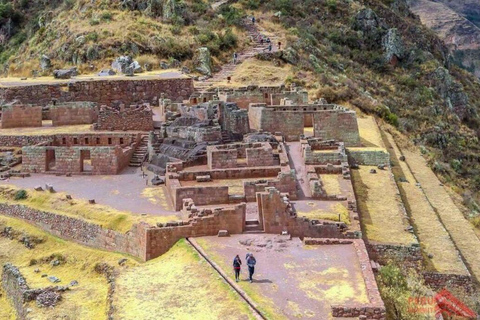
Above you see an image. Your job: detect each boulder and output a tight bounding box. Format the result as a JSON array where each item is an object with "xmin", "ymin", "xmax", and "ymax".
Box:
[
  {"xmin": 218, "ymin": 230, "xmax": 229, "ymax": 237},
  {"xmin": 48, "ymin": 276, "xmax": 61, "ymax": 283},
  {"xmin": 124, "ymin": 66, "xmax": 134, "ymax": 77},
  {"xmin": 151, "ymin": 176, "xmax": 165, "ymax": 185},
  {"xmin": 194, "ymin": 47, "xmax": 213, "ymax": 76},
  {"xmin": 53, "ymin": 67, "xmax": 77, "ymax": 79},
  {"xmin": 130, "ymin": 60, "xmax": 143, "ymax": 73},
  {"xmin": 282, "ymin": 47, "xmax": 299, "ymax": 65},
  {"xmin": 40, "ymin": 55, "xmax": 52, "ymax": 71},
  {"xmin": 181, "ymin": 66, "xmax": 190, "ymax": 74},
  {"xmin": 111, "ymin": 56, "xmax": 133, "ymax": 74},
  {"xmin": 98, "ymin": 69, "xmax": 116, "ymax": 76},
  {"xmin": 160, "ymin": 61, "xmax": 170, "ymax": 69},
  {"xmin": 144, "ymin": 63, "xmax": 153, "ymax": 71}
]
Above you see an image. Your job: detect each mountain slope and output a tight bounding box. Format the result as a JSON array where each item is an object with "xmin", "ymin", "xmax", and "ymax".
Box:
[{"xmin": 409, "ymin": 0, "xmax": 480, "ymax": 77}]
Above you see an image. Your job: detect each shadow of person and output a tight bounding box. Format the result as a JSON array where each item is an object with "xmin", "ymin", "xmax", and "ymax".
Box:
[{"xmin": 244, "ymin": 279, "xmax": 273, "ymax": 283}]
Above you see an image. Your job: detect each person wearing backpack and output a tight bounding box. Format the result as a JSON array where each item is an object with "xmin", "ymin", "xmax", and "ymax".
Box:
[
  {"xmin": 233, "ymin": 255, "xmax": 242, "ymax": 282},
  {"xmin": 246, "ymin": 253, "xmax": 257, "ymax": 283}
]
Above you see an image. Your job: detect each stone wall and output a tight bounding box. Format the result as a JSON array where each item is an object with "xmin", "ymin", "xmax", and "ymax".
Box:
[
  {"xmin": 366, "ymin": 243, "xmax": 423, "ymax": 269},
  {"xmin": 94, "ymin": 104, "xmax": 153, "ymax": 131},
  {"xmin": 0, "ymin": 78, "xmax": 194, "ymax": 106},
  {"xmin": 248, "ymin": 103, "xmax": 360, "ymax": 144},
  {"xmin": 257, "ymin": 188, "xmax": 349, "ymax": 238},
  {"xmin": 0, "ymin": 135, "xmax": 52, "ymax": 147},
  {"xmin": 22, "ymin": 135, "xmax": 139, "ymax": 175},
  {"xmin": 0, "ymin": 203, "xmax": 146, "ymax": 259},
  {"xmin": 302, "ymin": 141, "xmax": 348, "ymax": 165},
  {"xmin": 2, "ymin": 263, "xmax": 29, "ymax": 319},
  {"xmin": 50, "ymin": 102, "xmax": 98, "ymax": 126},
  {"xmin": 347, "ymin": 149, "xmax": 390, "ymax": 166},
  {"xmin": 145, "ymin": 202, "xmax": 246, "ymax": 260},
  {"xmin": 166, "ymin": 123, "xmax": 222, "ymax": 142},
  {"xmin": 1, "ymin": 105, "xmax": 42, "ymax": 129},
  {"xmin": 313, "ymin": 109, "xmax": 360, "ymax": 146},
  {"xmin": 207, "ymin": 142, "xmax": 278, "ymax": 169},
  {"xmin": 422, "ymin": 272, "xmax": 475, "ymax": 293},
  {"xmin": 244, "ymin": 170, "xmax": 297, "ymax": 201}
]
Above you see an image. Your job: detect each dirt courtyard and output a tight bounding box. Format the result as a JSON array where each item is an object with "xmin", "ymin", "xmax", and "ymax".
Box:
[
  {"xmin": 4, "ymin": 166, "xmax": 175, "ymax": 216},
  {"xmin": 195, "ymin": 234, "xmax": 370, "ymax": 320}
]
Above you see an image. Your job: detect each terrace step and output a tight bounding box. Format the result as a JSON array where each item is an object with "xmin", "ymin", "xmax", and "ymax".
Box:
[{"xmin": 245, "ymin": 219, "xmax": 260, "ymax": 226}]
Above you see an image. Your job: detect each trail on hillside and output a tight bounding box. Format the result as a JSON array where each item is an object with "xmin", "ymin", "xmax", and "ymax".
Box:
[{"xmin": 195, "ymin": 16, "xmax": 280, "ymax": 91}]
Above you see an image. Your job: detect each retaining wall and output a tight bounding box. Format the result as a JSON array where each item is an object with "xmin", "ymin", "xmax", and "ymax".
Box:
[{"xmin": 0, "ymin": 78, "xmax": 194, "ymax": 106}]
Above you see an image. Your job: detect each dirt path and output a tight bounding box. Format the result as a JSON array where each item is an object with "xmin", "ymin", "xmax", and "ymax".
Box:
[
  {"xmin": 195, "ymin": 18, "xmax": 280, "ymax": 91},
  {"xmin": 285, "ymin": 142, "xmax": 311, "ymax": 199}
]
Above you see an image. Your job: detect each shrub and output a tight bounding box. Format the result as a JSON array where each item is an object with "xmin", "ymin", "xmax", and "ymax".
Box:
[
  {"xmin": 219, "ymin": 6, "xmax": 243, "ymax": 26},
  {"xmin": 100, "ymin": 11, "xmax": 113, "ymax": 21},
  {"xmin": 14, "ymin": 189, "xmax": 27, "ymax": 200}
]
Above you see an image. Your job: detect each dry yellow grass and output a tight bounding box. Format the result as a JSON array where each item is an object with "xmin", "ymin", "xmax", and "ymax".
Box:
[
  {"xmin": 402, "ymin": 149, "xmax": 480, "ymax": 281},
  {"xmin": 114, "ymin": 239, "xmax": 255, "ymax": 320},
  {"xmin": 0, "ymin": 287, "xmax": 15, "ymax": 320},
  {"xmin": 297, "ymin": 202, "xmax": 350, "ymax": 225},
  {"xmin": 215, "ymin": 59, "xmax": 293, "ymax": 87},
  {"xmin": 357, "ymin": 116, "xmax": 385, "ymax": 148},
  {"xmin": 352, "ymin": 166, "xmax": 416, "ymax": 245},
  {"xmin": 0, "ymin": 124, "xmax": 94, "ymax": 136},
  {"xmin": 320, "ymin": 175, "xmax": 341, "ymax": 195},
  {"xmin": 0, "ymin": 185, "xmax": 178, "ymax": 233},
  {"xmin": 0, "ymin": 215, "xmax": 136, "ymax": 319},
  {"xmin": 384, "ymin": 133, "xmax": 467, "ymax": 274}
]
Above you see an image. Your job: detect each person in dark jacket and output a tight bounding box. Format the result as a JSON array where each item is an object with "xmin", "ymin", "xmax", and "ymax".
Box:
[
  {"xmin": 233, "ymin": 255, "xmax": 242, "ymax": 282},
  {"xmin": 246, "ymin": 253, "xmax": 256, "ymax": 283}
]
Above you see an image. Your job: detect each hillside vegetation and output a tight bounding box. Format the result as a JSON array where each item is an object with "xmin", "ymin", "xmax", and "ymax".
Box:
[{"xmin": 2, "ymin": 0, "xmax": 480, "ymax": 228}]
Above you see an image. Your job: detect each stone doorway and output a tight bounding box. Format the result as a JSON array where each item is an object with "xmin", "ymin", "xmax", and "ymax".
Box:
[
  {"xmin": 80, "ymin": 150, "xmax": 92, "ymax": 172},
  {"xmin": 303, "ymin": 114, "xmax": 314, "ymax": 137},
  {"xmin": 245, "ymin": 202, "xmax": 264, "ymax": 233},
  {"xmin": 45, "ymin": 149, "xmax": 56, "ymax": 171}
]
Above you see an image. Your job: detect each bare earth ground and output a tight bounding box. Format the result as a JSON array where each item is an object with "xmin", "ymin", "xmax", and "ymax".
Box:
[
  {"xmin": 351, "ymin": 166, "xmax": 416, "ymax": 245},
  {"xmin": 383, "ymin": 132, "xmax": 468, "ymax": 275},
  {"xmin": 113, "ymin": 239, "xmax": 256, "ymax": 320},
  {"xmin": 402, "ymin": 149, "xmax": 480, "ymax": 282},
  {"xmin": 0, "ymin": 215, "xmax": 135, "ymax": 319},
  {"xmin": 196, "ymin": 234, "xmax": 369, "ymax": 320},
  {"xmin": 4, "ymin": 166, "xmax": 175, "ymax": 216},
  {"xmin": 285, "ymin": 142, "xmax": 311, "ymax": 198}
]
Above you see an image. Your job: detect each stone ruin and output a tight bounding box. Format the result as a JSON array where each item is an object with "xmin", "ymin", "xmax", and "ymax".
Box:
[{"xmin": 94, "ymin": 104, "xmax": 154, "ymax": 131}]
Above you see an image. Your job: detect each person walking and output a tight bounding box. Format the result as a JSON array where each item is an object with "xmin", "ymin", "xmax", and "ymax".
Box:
[
  {"xmin": 251, "ymin": 16, "xmax": 255, "ymax": 24},
  {"xmin": 233, "ymin": 255, "xmax": 242, "ymax": 282},
  {"xmin": 233, "ymin": 52, "xmax": 238, "ymax": 65},
  {"xmin": 246, "ymin": 253, "xmax": 257, "ymax": 283}
]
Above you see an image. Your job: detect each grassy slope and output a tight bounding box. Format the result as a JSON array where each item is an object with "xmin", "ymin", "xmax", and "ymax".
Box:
[
  {"xmin": 113, "ymin": 239, "xmax": 255, "ymax": 320},
  {"xmin": 0, "ymin": 215, "xmax": 136, "ymax": 319},
  {"xmin": 352, "ymin": 166, "xmax": 416, "ymax": 245},
  {"xmin": 383, "ymin": 131, "xmax": 467, "ymax": 274}
]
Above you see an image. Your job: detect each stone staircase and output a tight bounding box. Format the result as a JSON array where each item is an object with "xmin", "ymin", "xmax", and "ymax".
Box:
[
  {"xmin": 195, "ymin": 18, "xmax": 280, "ymax": 92},
  {"xmin": 129, "ymin": 135, "xmax": 149, "ymax": 167},
  {"xmin": 244, "ymin": 219, "xmax": 264, "ymax": 234}
]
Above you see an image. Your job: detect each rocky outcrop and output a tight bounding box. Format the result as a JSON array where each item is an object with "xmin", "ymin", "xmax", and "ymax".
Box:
[
  {"xmin": 430, "ymin": 67, "xmax": 470, "ymax": 120},
  {"xmin": 163, "ymin": 0, "xmax": 176, "ymax": 20},
  {"xmin": 53, "ymin": 67, "xmax": 77, "ymax": 79},
  {"xmin": 382, "ymin": 28, "xmax": 406, "ymax": 64},
  {"xmin": 39, "ymin": 55, "xmax": 51, "ymax": 71},
  {"xmin": 194, "ymin": 47, "xmax": 213, "ymax": 76},
  {"xmin": 352, "ymin": 8, "xmax": 384, "ymax": 45}
]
